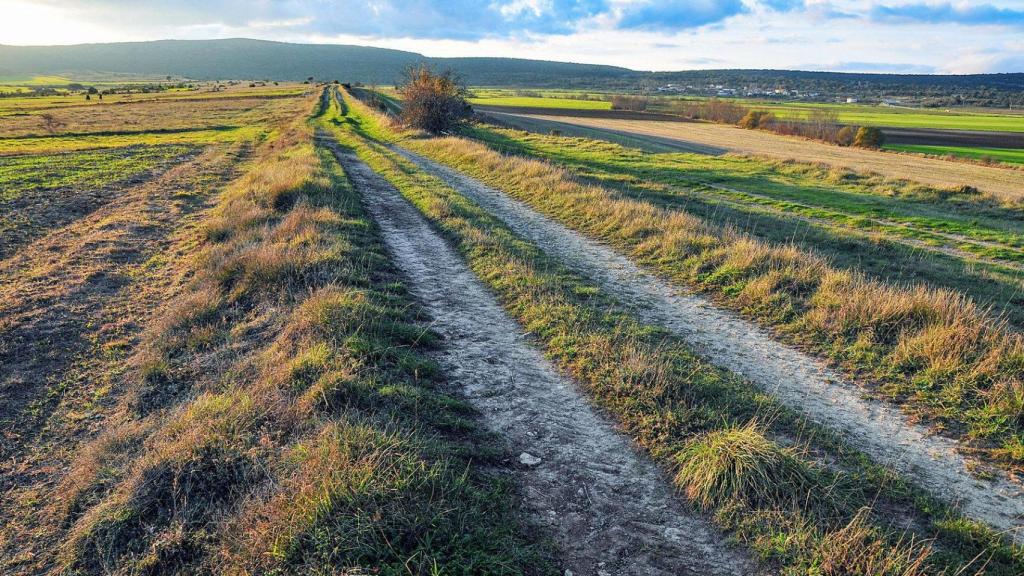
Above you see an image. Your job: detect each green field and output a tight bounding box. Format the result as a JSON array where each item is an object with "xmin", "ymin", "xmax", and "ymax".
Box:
[
  {"xmin": 886, "ymin": 143, "xmax": 1024, "ymax": 165},
  {"xmin": 466, "ymin": 88, "xmax": 1024, "ymax": 132},
  {"xmin": 468, "ymin": 95, "xmax": 612, "ymax": 110}
]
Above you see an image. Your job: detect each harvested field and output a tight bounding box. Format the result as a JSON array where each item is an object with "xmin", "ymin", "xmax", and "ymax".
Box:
[{"xmin": 489, "ymin": 111, "xmax": 1024, "ymax": 201}]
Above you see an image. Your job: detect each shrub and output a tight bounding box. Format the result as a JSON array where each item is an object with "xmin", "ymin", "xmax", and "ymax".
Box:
[
  {"xmin": 398, "ymin": 65, "xmax": 471, "ymax": 134},
  {"xmin": 836, "ymin": 125, "xmax": 857, "ymax": 146},
  {"xmin": 610, "ymin": 95, "xmax": 649, "ymax": 111},
  {"xmin": 854, "ymin": 126, "xmax": 885, "ymax": 148},
  {"xmin": 738, "ymin": 110, "xmax": 774, "ymax": 129}
]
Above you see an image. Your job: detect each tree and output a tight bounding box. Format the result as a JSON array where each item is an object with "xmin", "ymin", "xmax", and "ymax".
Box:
[
  {"xmin": 853, "ymin": 126, "xmax": 885, "ymax": 148},
  {"xmin": 835, "ymin": 125, "xmax": 856, "ymax": 146},
  {"xmin": 398, "ymin": 65, "xmax": 471, "ymax": 134},
  {"xmin": 738, "ymin": 110, "xmax": 774, "ymax": 129}
]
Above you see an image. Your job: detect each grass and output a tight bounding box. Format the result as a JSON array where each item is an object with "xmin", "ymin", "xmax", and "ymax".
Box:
[
  {"xmin": 20, "ymin": 91, "xmax": 552, "ymax": 575},
  {"xmin": 352, "ymin": 110, "xmax": 1024, "ymax": 474},
  {"xmin": 886, "ymin": 144, "xmax": 1024, "ymax": 166},
  {"xmin": 466, "ymin": 88, "xmax": 1024, "ymax": 132},
  {"xmin": 325, "ymin": 87, "xmax": 1024, "ymax": 574},
  {"xmin": 469, "ymin": 95, "xmax": 613, "ymax": 110},
  {"xmin": 458, "ymin": 125, "xmax": 1024, "ymax": 326},
  {"xmin": 0, "ymin": 144, "xmax": 196, "ymax": 201}
]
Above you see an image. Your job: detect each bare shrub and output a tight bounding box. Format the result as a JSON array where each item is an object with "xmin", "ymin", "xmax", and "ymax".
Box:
[
  {"xmin": 676, "ymin": 98, "xmax": 749, "ymax": 124},
  {"xmin": 610, "ymin": 95, "xmax": 649, "ymax": 111},
  {"xmin": 398, "ymin": 65, "xmax": 471, "ymax": 134}
]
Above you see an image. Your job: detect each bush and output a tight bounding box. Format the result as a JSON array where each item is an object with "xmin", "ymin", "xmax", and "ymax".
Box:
[
  {"xmin": 738, "ymin": 110, "xmax": 774, "ymax": 129},
  {"xmin": 610, "ymin": 95, "xmax": 649, "ymax": 111},
  {"xmin": 854, "ymin": 126, "xmax": 885, "ymax": 148},
  {"xmin": 398, "ymin": 65, "xmax": 471, "ymax": 134},
  {"xmin": 836, "ymin": 125, "xmax": 857, "ymax": 146}
]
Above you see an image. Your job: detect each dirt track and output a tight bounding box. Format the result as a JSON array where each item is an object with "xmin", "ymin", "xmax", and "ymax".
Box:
[
  {"xmin": 392, "ymin": 144, "xmax": 1024, "ymax": 543},
  {"xmin": 487, "ymin": 111, "xmax": 1024, "ymax": 200},
  {"xmin": 332, "ymin": 146, "xmax": 758, "ymax": 576}
]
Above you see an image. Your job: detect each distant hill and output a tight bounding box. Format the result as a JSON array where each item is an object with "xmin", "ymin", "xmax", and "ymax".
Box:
[
  {"xmin": 0, "ymin": 38, "xmax": 632, "ymax": 87},
  {"xmin": 1, "ymin": 38, "xmax": 1021, "ymax": 105}
]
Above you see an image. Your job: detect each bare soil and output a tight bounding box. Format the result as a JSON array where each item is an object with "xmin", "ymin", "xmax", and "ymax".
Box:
[
  {"xmin": 393, "ymin": 144, "xmax": 1024, "ymax": 544},
  {"xmin": 0, "ymin": 145, "xmax": 245, "ymax": 571},
  {"xmin": 332, "ymin": 147, "xmax": 759, "ymax": 576}
]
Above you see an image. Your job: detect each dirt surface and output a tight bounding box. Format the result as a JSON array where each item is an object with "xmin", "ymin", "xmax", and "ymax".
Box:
[
  {"xmin": 884, "ymin": 127, "xmax": 1024, "ymax": 149},
  {"xmin": 487, "ymin": 111, "xmax": 1024, "ymax": 201},
  {"xmin": 393, "ymin": 145, "xmax": 1024, "ymax": 544},
  {"xmin": 332, "ymin": 147, "xmax": 758, "ymax": 576},
  {"xmin": 0, "ymin": 149, "xmax": 198, "ymax": 260},
  {"xmin": 0, "ymin": 145, "xmax": 244, "ymax": 569}
]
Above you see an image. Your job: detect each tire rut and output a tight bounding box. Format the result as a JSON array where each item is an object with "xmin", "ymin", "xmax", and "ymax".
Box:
[
  {"xmin": 330, "ymin": 147, "xmax": 758, "ymax": 576},
  {"xmin": 391, "ymin": 144, "xmax": 1024, "ymax": 544}
]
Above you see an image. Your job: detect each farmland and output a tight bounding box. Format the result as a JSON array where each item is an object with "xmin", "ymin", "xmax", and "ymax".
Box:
[
  {"xmin": 470, "ymin": 89, "xmax": 1024, "ymax": 132},
  {"xmin": 3, "ymin": 73, "xmax": 1024, "ymax": 575}
]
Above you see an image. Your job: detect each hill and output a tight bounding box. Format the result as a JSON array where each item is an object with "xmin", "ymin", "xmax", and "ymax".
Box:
[
  {"xmin": 1, "ymin": 38, "xmax": 1022, "ymax": 103},
  {"xmin": 0, "ymin": 38, "xmax": 632, "ymax": 87}
]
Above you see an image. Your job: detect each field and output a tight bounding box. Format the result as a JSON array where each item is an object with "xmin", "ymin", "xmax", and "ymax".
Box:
[
  {"xmin": 469, "ymin": 95, "xmax": 612, "ymax": 110},
  {"xmin": 886, "ymin": 143, "xmax": 1024, "ymax": 165},
  {"xmin": 3, "ymin": 80, "xmax": 1024, "ymax": 576},
  {"xmin": 469, "ymin": 88, "xmax": 1024, "ymax": 132},
  {"xmin": 487, "ymin": 111, "xmax": 1024, "ymax": 201}
]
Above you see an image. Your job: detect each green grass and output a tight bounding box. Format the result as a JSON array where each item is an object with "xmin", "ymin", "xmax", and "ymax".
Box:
[
  {"xmin": 0, "ymin": 144, "xmax": 196, "ymax": 201},
  {"xmin": 469, "ymin": 95, "xmax": 612, "ymax": 110},
  {"xmin": 461, "ymin": 125, "xmax": 1024, "ymax": 326},
  {"xmin": 0, "ymin": 126, "xmax": 264, "ymax": 155},
  {"xmin": 465, "ymin": 88, "xmax": 1024, "ymax": 132},
  {"xmin": 327, "ymin": 87, "xmax": 1024, "ymax": 575},
  {"xmin": 886, "ymin": 144, "xmax": 1024, "ymax": 165}
]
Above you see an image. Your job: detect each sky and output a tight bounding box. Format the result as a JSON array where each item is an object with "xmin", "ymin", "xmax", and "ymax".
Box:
[{"xmin": 1, "ymin": 1, "xmax": 1023, "ymax": 74}]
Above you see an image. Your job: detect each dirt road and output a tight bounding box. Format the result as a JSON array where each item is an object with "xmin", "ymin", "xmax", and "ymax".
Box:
[
  {"xmin": 393, "ymin": 144, "xmax": 1024, "ymax": 543},
  {"xmin": 332, "ymin": 146, "xmax": 758, "ymax": 576}
]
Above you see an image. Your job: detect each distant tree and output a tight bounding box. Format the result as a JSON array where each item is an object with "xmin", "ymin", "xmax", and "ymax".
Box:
[
  {"xmin": 853, "ymin": 126, "xmax": 885, "ymax": 148},
  {"xmin": 87, "ymin": 86, "xmax": 98, "ymax": 94},
  {"xmin": 398, "ymin": 65, "xmax": 471, "ymax": 134},
  {"xmin": 610, "ymin": 95, "xmax": 649, "ymax": 111},
  {"xmin": 85, "ymin": 93, "xmax": 91, "ymax": 100},
  {"xmin": 835, "ymin": 125, "xmax": 857, "ymax": 146},
  {"xmin": 738, "ymin": 110, "xmax": 774, "ymax": 129}
]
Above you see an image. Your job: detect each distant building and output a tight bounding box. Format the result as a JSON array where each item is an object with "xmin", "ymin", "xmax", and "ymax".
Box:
[{"xmin": 846, "ymin": 97, "xmax": 859, "ymax": 103}]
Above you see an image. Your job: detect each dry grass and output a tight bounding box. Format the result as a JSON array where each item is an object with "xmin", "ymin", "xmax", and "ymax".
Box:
[
  {"xmin": 329, "ymin": 91, "xmax": 1024, "ymax": 574},
  {"xmin": 38, "ymin": 97, "xmax": 549, "ymax": 575},
  {"xmin": 404, "ymin": 132, "xmax": 1024, "ymax": 470}
]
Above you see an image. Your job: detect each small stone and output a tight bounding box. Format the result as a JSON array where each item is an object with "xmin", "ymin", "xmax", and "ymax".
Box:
[
  {"xmin": 564, "ymin": 571, "xmax": 574, "ymax": 576},
  {"xmin": 519, "ymin": 452, "xmax": 542, "ymax": 466}
]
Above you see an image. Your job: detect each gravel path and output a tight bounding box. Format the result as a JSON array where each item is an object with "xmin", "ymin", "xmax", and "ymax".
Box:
[
  {"xmin": 331, "ymin": 147, "xmax": 757, "ymax": 576},
  {"xmin": 392, "ymin": 145, "xmax": 1024, "ymax": 543}
]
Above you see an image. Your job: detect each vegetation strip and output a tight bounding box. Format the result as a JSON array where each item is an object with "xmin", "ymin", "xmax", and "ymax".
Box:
[
  {"xmin": 39, "ymin": 94, "xmax": 549, "ymax": 574},
  {"xmin": 332, "ymin": 88, "xmax": 1024, "ymax": 574},
  {"xmin": 390, "ymin": 142, "xmax": 1024, "ymax": 541},
  {"xmin": 327, "ymin": 141, "xmax": 755, "ymax": 575}
]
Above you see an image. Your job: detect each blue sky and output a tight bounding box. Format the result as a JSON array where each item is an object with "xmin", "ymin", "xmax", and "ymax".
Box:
[{"xmin": 2, "ymin": 1, "xmax": 1023, "ymax": 73}]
